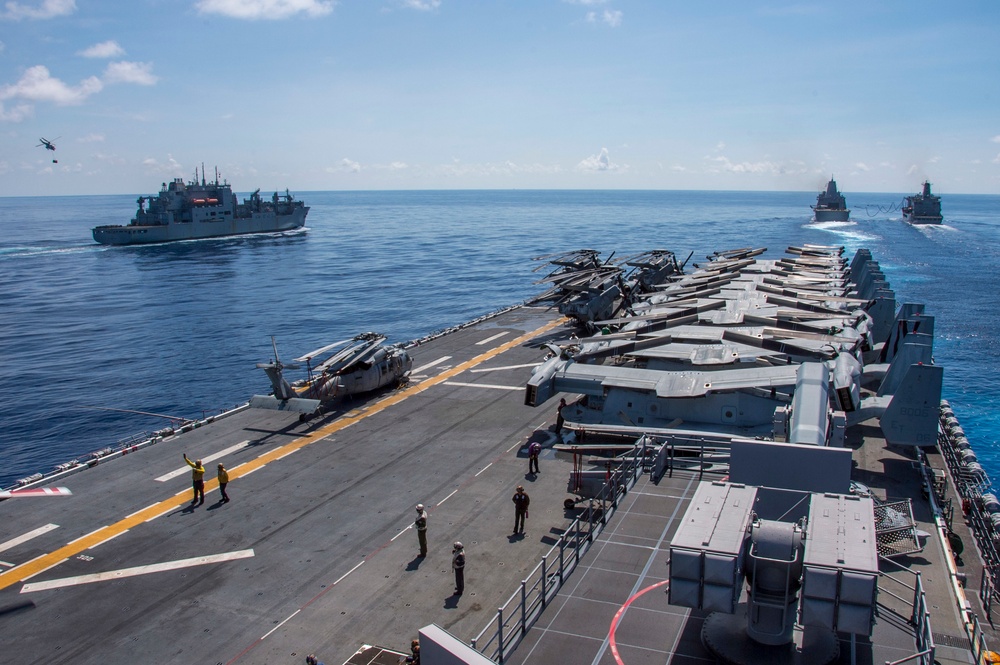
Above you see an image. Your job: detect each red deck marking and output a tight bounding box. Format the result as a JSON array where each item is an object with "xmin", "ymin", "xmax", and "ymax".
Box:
[{"xmin": 608, "ymin": 580, "xmax": 670, "ymax": 665}]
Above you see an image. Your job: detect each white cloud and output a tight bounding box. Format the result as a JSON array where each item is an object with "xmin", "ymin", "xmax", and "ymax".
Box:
[
  {"xmin": 389, "ymin": 161, "xmax": 408, "ymax": 170},
  {"xmin": 79, "ymin": 40, "xmax": 125, "ymax": 59},
  {"xmin": 854, "ymin": 162, "xmax": 871, "ymax": 172},
  {"xmin": 0, "ymin": 101, "xmax": 33, "ymax": 121},
  {"xmin": 195, "ymin": 0, "xmax": 334, "ymax": 20},
  {"xmin": 401, "ymin": 0, "xmax": 440, "ymax": 9},
  {"xmin": 992, "ymin": 153, "xmax": 1000, "ymax": 165},
  {"xmin": 77, "ymin": 133, "xmax": 105, "ymax": 143},
  {"xmin": 585, "ymin": 9, "xmax": 622, "ymax": 27},
  {"xmin": 906, "ymin": 164, "xmax": 919, "ymax": 175},
  {"xmin": 103, "ymin": 61, "xmax": 158, "ymax": 86},
  {"xmin": 0, "ymin": 0, "xmax": 75, "ymax": 20},
  {"xmin": 565, "ymin": 0, "xmax": 610, "ymax": 5},
  {"xmin": 142, "ymin": 155, "xmax": 184, "ymax": 176},
  {"xmin": 705, "ymin": 155, "xmax": 781, "ymax": 174},
  {"xmin": 577, "ymin": 147, "xmax": 619, "ymax": 172},
  {"xmin": 991, "ymin": 135, "xmax": 1000, "ymax": 144},
  {"xmin": 0, "ymin": 65, "xmax": 102, "ymax": 106}
]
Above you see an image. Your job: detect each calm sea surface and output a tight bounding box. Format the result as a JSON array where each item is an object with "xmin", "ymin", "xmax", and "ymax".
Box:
[{"xmin": 1, "ymin": 190, "xmax": 998, "ymax": 488}]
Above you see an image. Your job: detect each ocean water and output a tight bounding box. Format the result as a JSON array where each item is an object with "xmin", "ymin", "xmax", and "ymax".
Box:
[{"xmin": 0, "ymin": 190, "xmax": 997, "ymax": 489}]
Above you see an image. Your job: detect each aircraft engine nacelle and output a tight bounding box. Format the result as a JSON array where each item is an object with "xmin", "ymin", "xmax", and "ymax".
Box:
[{"xmin": 526, "ymin": 355, "xmax": 567, "ymax": 406}]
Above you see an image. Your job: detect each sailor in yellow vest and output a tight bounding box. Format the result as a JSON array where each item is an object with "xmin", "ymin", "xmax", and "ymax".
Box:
[
  {"xmin": 217, "ymin": 463, "xmax": 230, "ymax": 503},
  {"xmin": 183, "ymin": 453, "xmax": 205, "ymax": 505}
]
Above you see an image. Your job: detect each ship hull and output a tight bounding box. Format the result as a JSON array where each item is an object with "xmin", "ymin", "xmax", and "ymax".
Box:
[
  {"xmin": 92, "ymin": 207, "xmax": 309, "ymax": 245},
  {"xmin": 903, "ymin": 212, "xmax": 943, "ymax": 225},
  {"xmin": 813, "ymin": 208, "xmax": 850, "ymax": 222}
]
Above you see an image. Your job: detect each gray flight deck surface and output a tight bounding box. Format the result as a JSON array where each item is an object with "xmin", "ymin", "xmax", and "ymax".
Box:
[
  {"xmin": 0, "ymin": 305, "xmax": 578, "ymax": 665},
  {"xmin": 0, "ymin": 301, "xmax": 988, "ymax": 665}
]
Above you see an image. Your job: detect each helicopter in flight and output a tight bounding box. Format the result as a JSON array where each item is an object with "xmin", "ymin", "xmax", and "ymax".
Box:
[
  {"xmin": 251, "ymin": 333, "xmax": 413, "ymax": 415},
  {"xmin": 36, "ymin": 137, "xmax": 59, "ymax": 163}
]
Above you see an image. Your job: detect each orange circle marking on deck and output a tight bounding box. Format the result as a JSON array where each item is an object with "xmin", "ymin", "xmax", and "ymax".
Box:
[{"xmin": 609, "ymin": 579, "xmax": 670, "ymax": 665}]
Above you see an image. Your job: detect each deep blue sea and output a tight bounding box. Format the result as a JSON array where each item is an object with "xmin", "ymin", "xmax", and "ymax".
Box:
[{"xmin": 0, "ymin": 190, "xmax": 998, "ymax": 489}]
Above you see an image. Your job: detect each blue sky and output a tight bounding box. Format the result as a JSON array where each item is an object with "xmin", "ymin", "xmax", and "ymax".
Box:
[{"xmin": 1, "ymin": 0, "xmax": 998, "ymax": 196}]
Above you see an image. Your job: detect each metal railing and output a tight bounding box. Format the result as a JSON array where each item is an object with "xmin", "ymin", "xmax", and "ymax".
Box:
[
  {"xmin": 878, "ymin": 557, "xmax": 936, "ymax": 665},
  {"xmin": 469, "ymin": 444, "xmax": 647, "ymax": 663}
]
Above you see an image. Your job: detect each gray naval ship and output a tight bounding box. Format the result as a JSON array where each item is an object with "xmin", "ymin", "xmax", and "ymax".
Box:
[
  {"xmin": 92, "ymin": 167, "xmax": 309, "ymax": 245},
  {"xmin": 3, "ymin": 243, "xmax": 1000, "ymax": 665},
  {"xmin": 811, "ymin": 177, "xmax": 850, "ymax": 222},
  {"xmin": 903, "ymin": 181, "xmax": 944, "ymax": 225}
]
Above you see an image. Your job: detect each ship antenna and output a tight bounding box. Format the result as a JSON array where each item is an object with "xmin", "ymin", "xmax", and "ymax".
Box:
[{"xmin": 201, "ymin": 162, "xmax": 206, "ymax": 186}]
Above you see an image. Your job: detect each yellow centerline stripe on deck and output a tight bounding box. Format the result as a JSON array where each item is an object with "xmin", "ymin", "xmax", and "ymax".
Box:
[{"xmin": 0, "ymin": 316, "xmax": 565, "ymax": 592}]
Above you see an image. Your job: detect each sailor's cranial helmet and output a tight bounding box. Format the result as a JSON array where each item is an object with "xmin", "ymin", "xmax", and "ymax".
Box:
[
  {"xmin": 416, "ymin": 503, "xmax": 424, "ymax": 511},
  {"xmin": 453, "ymin": 541, "xmax": 464, "ymax": 550}
]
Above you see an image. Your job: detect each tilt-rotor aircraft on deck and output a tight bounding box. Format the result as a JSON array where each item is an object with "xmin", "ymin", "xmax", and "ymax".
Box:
[
  {"xmin": 525, "ymin": 244, "xmax": 944, "ymax": 662},
  {"xmin": 531, "ymin": 249, "xmax": 688, "ymax": 330},
  {"xmin": 251, "ymin": 333, "xmax": 412, "ymax": 415}
]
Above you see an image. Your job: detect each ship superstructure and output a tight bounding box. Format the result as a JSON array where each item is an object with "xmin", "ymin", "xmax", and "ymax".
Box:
[{"xmin": 92, "ymin": 167, "xmax": 309, "ymax": 245}]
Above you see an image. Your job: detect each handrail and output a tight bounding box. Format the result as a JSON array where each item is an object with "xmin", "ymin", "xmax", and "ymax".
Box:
[{"xmin": 470, "ymin": 443, "xmax": 646, "ymax": 662}]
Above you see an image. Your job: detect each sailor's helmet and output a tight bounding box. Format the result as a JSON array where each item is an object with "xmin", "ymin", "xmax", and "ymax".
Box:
[
  {"xmin": 453, "ymin": 541, "xmax": 464, "ymax": 550},
  {"xmin": 416, "ymin": 503, "xmax": 424, "ymax": 511}
]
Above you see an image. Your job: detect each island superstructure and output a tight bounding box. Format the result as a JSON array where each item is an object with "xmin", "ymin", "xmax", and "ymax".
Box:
[{"xmin": 91, "ymin": 167, "xmax": 309, "ymax": 245}]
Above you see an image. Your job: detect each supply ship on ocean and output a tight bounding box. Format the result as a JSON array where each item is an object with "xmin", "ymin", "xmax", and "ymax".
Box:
[
  {"xmin": 811, "ymin": 177, "xmax": 850, "ymax": 222},
  {"xmin": 903, "ymin": 181, "xmax": 944, "ymax": 225},
  {"xmin": 91, "ymin": 167, "xmax": 309, "ymax": 245},
  {"xmin": 2, "ymin": 241, "xmax": 999, "ymax": 665}
]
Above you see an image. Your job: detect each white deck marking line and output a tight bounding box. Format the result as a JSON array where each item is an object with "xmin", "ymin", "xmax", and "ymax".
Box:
[
  {"xmin": 87, "ymin": 530, "xmax": 127, "ymax": 551},
  {"xmin": 390, "ymin": 525, "xmax": 414, "ymax": 542},
  {"xmin": 20, "ymin": 549, "xmax": 256, "ymax": 593},
  {"xmin": 261, "ymin": 609, "xmax": 300, "ymax": 641},
  {"xmin": 506, "ymin": 442, "xmax": 521, "ymax": 453},
  {"xmin": 437, "ymin": 489, "xmax": 459, "ymax": 506},
  {"xmin": 470, "ymin": 362, "xmax": 540, "ymax": 373},
  {"xmin": 442, "ymin": 381, "xmax": 522, "ymax": 391},
  {"xmin": 412, "ymin": 356, "xmax": 452, "ymax": 374},
  {"xmin": 475, "ymin": 462, "xmax": 493, "ymax": 476},
  {"xmin": 21, "ymin": 558, "xmax": 69, "ymax": 582},
  {"xmin": 155, "ymin": 440, "xmax": 250, "ymax": 482},
  {"xmin": 333, "ymin": 560, "xmax": 364, "ymax": 585},
  {"xmin": 0, "ymin": 561, "xmax": 13, "ymax": 568},
  {"xmin": 0, "ymin": 524, "xmax": 59, "ymax": 555},
  {"xmin": 476, "ymin": 331, "xmax": 510, "ymax": 345}
]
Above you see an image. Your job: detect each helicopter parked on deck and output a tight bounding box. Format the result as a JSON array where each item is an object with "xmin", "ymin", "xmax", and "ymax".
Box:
[{"xmin": 251, "ymin": 333, "xmax": 413, "ymax": 415}]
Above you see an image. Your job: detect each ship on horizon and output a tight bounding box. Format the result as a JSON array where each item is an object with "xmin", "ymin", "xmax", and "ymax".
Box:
[
  {"xmin": 91, "ymin": 167, "xmax": 309, "ymax": 245},
  {"xmin": 811, "ymin": 176, "xmax": 850, "ymax": 222},
  {"xmin": 903, "ymin": 180, "xmax": 944, "ymax": 225}
]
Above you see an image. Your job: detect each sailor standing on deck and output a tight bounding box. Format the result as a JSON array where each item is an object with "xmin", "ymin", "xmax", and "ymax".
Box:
[
  {"xmin": 555, "ymin": 398, "xmax": 567, "ymax": 439},
  {"xmin": 217, "ymin": 463, "xmax": 230, "ymax": 503},
  {"xmin": 414, "ymin": 504, "xmax": 428, "ymax": 557},
  {"xmin": 183, "ymin": 454, "xmax": 205, "ymax": 505},
  {"xmin": 512, "ymin": 485, "xmax": 530, "ymax": 535},
  {"xmin": 452, "ymin": 542, "xmax": 465, "ymax": 595}
]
